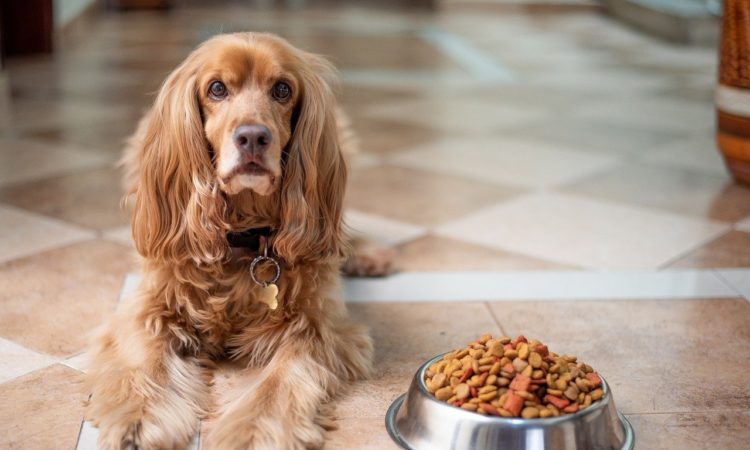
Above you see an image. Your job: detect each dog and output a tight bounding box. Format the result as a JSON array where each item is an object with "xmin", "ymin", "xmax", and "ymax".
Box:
[{"xmin": 85, "ymin": 32, "xmax": 383, "ymax": 449}]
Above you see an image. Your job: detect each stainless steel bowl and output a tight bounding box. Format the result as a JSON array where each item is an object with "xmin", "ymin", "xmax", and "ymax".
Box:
[{"xmin": 386, "ymin": 354, "xmax": 634, "ymax": 450}]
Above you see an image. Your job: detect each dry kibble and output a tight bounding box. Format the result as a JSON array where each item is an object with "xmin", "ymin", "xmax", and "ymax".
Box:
[
  {"xmin": 455, "ymin": 383, "xmax": 470, "ymax": 400},
  {"xmin": 518, "ymin": 343, "xmax": 530, "ymax": 360},
  {"xmin": 435, "ymin": 387, "xmax": 453, "ymax": 401},
  {"xmin": 529, "ymin": 352, "xmax": 543, "ymax": 368},
  {"xmin": 461, "ymin": 402, "xmax": 478, "ymax": 411},
  {"xmin": 521, "ymin": 407, "xmax": 540, "ymax": 419},
  {"xmin": 424, "ymin": 334, "xmax": 604, "ymax": 419},
  {"xmin": 432, "ymin": 372, "xmax": 447, "ymax": 389}
]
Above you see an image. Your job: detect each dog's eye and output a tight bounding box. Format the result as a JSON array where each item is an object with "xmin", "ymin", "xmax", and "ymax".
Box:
[
  {"xmin": 208, "ymin": 81, "xmax": 227, "ymax": 100},
  {"xmin": 271, "ymin": 81, "xmax": 291, "ymax": 102}
]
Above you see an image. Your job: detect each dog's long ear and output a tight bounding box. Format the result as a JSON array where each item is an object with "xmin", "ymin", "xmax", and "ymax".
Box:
[
  {"xmin": 130, "ymin": 54, "xmax": 228, "ymax": 265},
  {"xmin": 274, "ymin": 52, "xmax": 347, "ymax": 265}
]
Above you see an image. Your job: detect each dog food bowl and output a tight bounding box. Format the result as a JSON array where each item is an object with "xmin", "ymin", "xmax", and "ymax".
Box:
[{"xmin": 385, "ymin": 354, "xmax": 634, "ymax": 450}]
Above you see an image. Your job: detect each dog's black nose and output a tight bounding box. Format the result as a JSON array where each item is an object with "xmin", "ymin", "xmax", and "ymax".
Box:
[{"xmin": 233, "ymin": 125, "xmax": 272, "ymax": 154}]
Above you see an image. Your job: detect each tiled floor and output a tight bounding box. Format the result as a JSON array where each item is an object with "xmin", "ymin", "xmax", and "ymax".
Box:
[{"xmin": 0, "ymin": 2, "xmax": 749, "ymax": 450}]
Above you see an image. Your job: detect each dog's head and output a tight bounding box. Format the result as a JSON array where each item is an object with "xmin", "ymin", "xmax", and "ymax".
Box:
[{"xmin": 130, "ymin": 33, "xmax": 346, "ymax": 265}]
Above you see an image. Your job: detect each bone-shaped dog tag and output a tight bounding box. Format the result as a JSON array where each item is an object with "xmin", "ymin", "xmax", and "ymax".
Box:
[{"xmin": 260, "ymin": 283, "xmax": 278, "ymax": 310}]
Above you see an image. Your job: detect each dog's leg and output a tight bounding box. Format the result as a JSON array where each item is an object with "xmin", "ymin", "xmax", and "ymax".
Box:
[
  {"xmin": 208, "ymin": 317, "xmax": 372, "ymax": 450},
  {"xmin": 85, "ymin": 300, "xmax": 210, "ymax": 450}
]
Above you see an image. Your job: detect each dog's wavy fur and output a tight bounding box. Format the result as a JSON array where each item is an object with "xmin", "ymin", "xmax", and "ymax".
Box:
[{"xmin": 85, "ymin": 33, "xmax": 373, "ymax": 449}]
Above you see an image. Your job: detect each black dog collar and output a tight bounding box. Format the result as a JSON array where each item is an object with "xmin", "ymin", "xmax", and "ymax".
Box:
[{"xmin": 226, "ymin": 227, "xmax": 274, "ymax": 250}]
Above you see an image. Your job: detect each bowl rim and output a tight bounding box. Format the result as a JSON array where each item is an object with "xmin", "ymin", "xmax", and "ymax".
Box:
[{"xmin": 417, "ymin": 352, "xmax": 611, "ymax": 424}]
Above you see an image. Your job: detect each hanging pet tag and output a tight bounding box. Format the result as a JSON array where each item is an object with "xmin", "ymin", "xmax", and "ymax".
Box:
[{"xmin": 250, "ymin": 237, "xmax": 281, "ymax": 310}]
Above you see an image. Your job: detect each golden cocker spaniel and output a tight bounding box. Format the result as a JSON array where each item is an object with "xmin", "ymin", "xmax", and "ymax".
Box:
[{"xmin": 85, "ymin": 32, "xmax": 380, "ymax": 449}]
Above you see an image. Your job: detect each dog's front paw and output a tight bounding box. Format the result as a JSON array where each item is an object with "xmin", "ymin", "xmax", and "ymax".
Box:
[
  {"xmin": 95, "ymin": 416, "xmax": 190, "ymax": 450},
  {"xmin": 95, "ymin": 421, "xmax": 143, "ymax": 450},
  {"xmin": 208, "ymin": 412, "xmax": 325, "ymax": 450}
]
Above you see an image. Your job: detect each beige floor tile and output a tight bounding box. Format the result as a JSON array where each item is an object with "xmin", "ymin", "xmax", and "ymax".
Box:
[
  {"xmin": 396, "ymin": 235, "xmax": 574, "ymax": 271},
  {"xmin": 0, "ymin": 364, "xmax": 85, "ymax": 450},
  {"xmin": 0, "ymin": 337, "xmax": 57, "ymax": 384},
  {"xmin": 573, "ymin": 97, "xmax": 715, "ymax": 134},
  {"xmin": 627, "ymin": 412, "xmax": 750, "ymax": 450},
  {"xmin": 0, "ymin": 97, "xmax": 136, "ymax": 135},
  {"xmin": 348, "ymin": 302, "xmax": 501, "ymax": 375},
  {"xmin": 339, "ymin": 302, "xmax": 502, "ymax": 417},
  {"xmin": 390, "ymin": 137, "xmax": 620, "ymax": 189},
  {"xmin": 734, "ymin": 214, "xmax": 750, "ymax": 232},
  {"xmin": 327, "ymin": 417, "xmax": 398, "ymax": 450},
  {"xmin": 0, "ymin": 137, "xmax": 111, "ymax": 187},
  {"xmin": 489, "ymin": 298, "xmax": 750, "ymax": 414},
  {"xmin": 338, "ymin": 85, "xmax": 420, "ymax": 108},
  {"xmin": 526, "ymin": 68, "xmax": 672, "ymax": 95},
  {"xmin": 364, "ymin": 98, "xmax": 548, "ymax": 135},
  {"xmin": 0, "ymin": 166, "xmax": 129, "ymax": 230},
  {"xmin": 346, "ymin": 165, "xmax": 519, "ymax": 227},
  {"xmin": 666, "ymin": 230, "xmax": 750, "ymax": 269},
  {"xmin": 289, "ymin": 34, "xmax": 458, "ymax": 71},
  {"xmin": 505, "ymin": 117, "xmax": 683, "ymax": 158},
  {"xmin": 27, "ymin": 119, "xmax": 134, "ymax": 155},
  {"xmin": 436, "ymin": 192, "xmax": 730, "ymax": 269},
  {"xmin": 563, "ymin": 163, "xmax": 750, "ymax": 222},
  {"xmin": 102, "ymin": 226, "xmax": 134, "ymax": 247},
  {"xmin": 345, "ymin": 210, "xmax": 427, "ymax": 247},
  {"xmin": 0, "ymin": 204, "xmax": 94, "ymax": 264},
  {"xmin": 641, "ymin": 134, "xmax": 729, "ymax": 176},
  {"xmin": 0, "ymin": 239, "xmax": 136, "ymax": 357},
  {"xmin": 350, "ymin": 117, "xmax": 441, "ymax": 155}
]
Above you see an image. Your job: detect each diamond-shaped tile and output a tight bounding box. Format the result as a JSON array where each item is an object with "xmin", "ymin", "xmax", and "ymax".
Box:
[
  {"xmin": 435, "ymin": 192, "xmax": 730, "ymax": 269},
  {"xmin": 0, "ymin": 137, "xmax": 111, "ymax": 188},
  {"xmin": 0, "ymin": 365, "xmax": 85, "ymax": 450},
  {"xmin": 102, "ymin": 226, "xmax": 133, "ymax": 247},
  {"xmin": 364, "ymin": 98, "xmax": 547, "ymax": 135},
  {"xmin": 563, "ymin": 163, "xmax": 750, "ymax": 222},
  {"xmin": 735, "ymin": 214, "xmax": 750, "ymax": 232},
  {"xmin": 0, "ymin": 239, "xmax": 135, "ymax": 357},
  {"xmin": 0, "ymin": 337, "xmax": 57, "ymax": 384},
  {"xmin": 0, "ymin": 166, "xmax": 129, "ymax": 230},
  {"xmin": 345, "ymin": 210, "xmax": 426, "ymax": 247},
  {"xmin": 667, "ymin": 231, "xmax": 750, "ymax": 269},
  {"xmin": 504, "ymin": 117, "xmax": 682, "ymax": 158},
  {"xmin": 396, "ymin": 235, "xmax": 573, "ymax": 271},
  {"xmin": 346, "ymin": 164, "xmax": 520, "ymax": 226},
  {"xmin": 0, "ymin": 205, "xmax": 94, "ymax": 264},
  {"xmin": 390, "ymin": 138, "xmax": 620, "ymax": 189},
  {"xmin": 640, "ymin": 134, "xmax": 728, "ymax": 176}
]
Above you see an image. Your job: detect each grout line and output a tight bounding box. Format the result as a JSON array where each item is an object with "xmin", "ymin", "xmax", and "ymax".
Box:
[
  {"xmin": 656, "ymin": 228, "xmax": 734, "ymax": 270},
  {"xmin": 418, "ymin": 28, "xmax": 514, "ymax": 82},
  {"xmin": 712, "ymin": 269, "xmax": 744, "ymax": 299}
]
